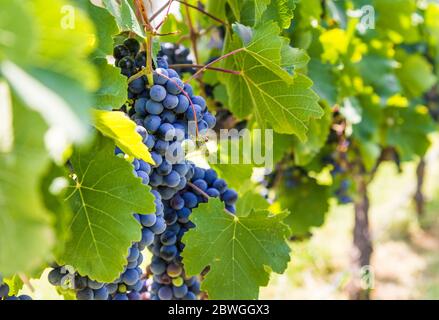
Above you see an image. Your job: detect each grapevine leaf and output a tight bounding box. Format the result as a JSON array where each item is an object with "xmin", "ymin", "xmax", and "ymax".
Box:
[
  {"xmin": 83, "ymin": 0, "xmax": 119, "ymax": 58},
  {"xmin": 281, "ymin": 40, "xmax": 310, "ymax": 74},
  {"xmin": 396, "ymin": 54, "xmax": 437, "ymax": 98},
  {"xmin": 31, "ymin": 0, "xmax": 99, "ymax": 90},
  {"xmin": 41, "ymin": 163, "xmax": 73, "ymax": 258},
  {"xmin": 4, "ymin": 275, "xmax": 24, "ymax": 296},
  {"xmin": 1, "ymin": 62, "xmax": 92, "ymax": 144},
  {"xmin": 277, "ymin": 176, "xmax": 331, "ymax": 236},
  {"xmin": 292, "ymin": 104, "xmax": 332, "ymax": 166},
  {"xmin": 382, "ymin": 106, "xmax": 435, "ymax": 161},
  {"xmin": 61, "ymin": 136, "xmax": 155, "ymax": 282},
  {"xmin": 93, "ymin": 59, "xmax": 128, "ymax": 111},
  {"xmin": 182, "ymin": 199, "xmax": 291, "ymax": 300},
  {"xmin": 93, "ymin": 110, "xmax": 155, "ymax": 164},
  {"xmin": 374, "ymin": 0, "xmax": 420, "ymax": 43},
  {"xmin": 235, "ymin": 191, "xmax": 269, "ymax": 217},
  {"xmin": 262, "ymin": 0, "xmax": 296, "ymax": 29},
  {"xmin": 352, "ymin": 94, "xmax": 383, "ymax": 171},
  {"xmin": 0, "ymin": 0, "xmax": 98, "ymax": 90},
  {"xmin": 308, "ymin": 59, "xmax": 338, "ymax": 106},
  {"xmin": 240, "ymin": 0, "xmax": 271, "ymax": 27},
  {"xmin": 0, "ymin": 0, "xmax": 35, "ymax": 63},
  {"xmin": 228, "ymin": 0, "xmax": 242, "ymax": 20},
  {"xmin": 102, "ymin": 0, "xmax": 145, "ymax": 38},
  {"xmin": 220, "ymin": 22, "xmax": 323, "ymax": 140},
  {"xmin": 0, "ymin": 91, "xmax": 54, "ymax": 277},
  {"xmin": 358, "ymin": 54, "xmax": 401, "ymax": 100}
]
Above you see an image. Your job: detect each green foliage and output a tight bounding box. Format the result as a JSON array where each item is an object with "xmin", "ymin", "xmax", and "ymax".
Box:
[
  {"xmin": 1, "ymin": 0, "xmax": 439, "ymax": 301},
  {"xmin": 102, "ymin": 0, "xmax": 145, "ymax": 37},
  {"xmin": 0, "ymin": 95, "xmax": 54, "ymax": 277},
  {"xmin": 93, "ymin": 110, "xmax": 155, "ymax": 164},
  {"xmin": 277, "ymin": 175, "xmax": 331, "ymax": 236},
  {"xmin": 93, "ymin": 59, "xmax": 128, "ymax": 110},
  {"xmin": 220, "ymin": 22, "xmax": 323, "ymax": 139},
  {"xmin": 182, "ymin": 199, "xmax": 291, "ymax": 299},
  {"xmin": 60, "ymin": 136, "xmax": 155, "ymax": 282}
]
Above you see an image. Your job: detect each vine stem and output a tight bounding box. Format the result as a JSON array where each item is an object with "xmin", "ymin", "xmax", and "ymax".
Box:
[
  {"xmin": 187, "ymin": 182, "xmax": 235, "ymax": 217},
  {"xmin": 154, "ymin": 0, "xmax": 174, "ymax": 30},
  {"xmin": 175, "ymin": 0, "xmax": 226, "ymax": 25},
  {"xmin": 19, "ymin": 274, "xmax": 35, "ymax": 292},
  {"xmin": 169, "ymin": 64, "xmax": 241, "ymax": 75},
  {"xmin": 134, "ymin": 0, "xmax": 154, "ymax": 86},
  {"xmin": 185, "ymin": 48, "xmax": 245, "ymax": 83},
  {"xmin": 188, "ymin": 181, "xmax": 210, "ymax": 200},
  {"xmin": 149, "ymin": 0, "xmax": 226, "ymax": 25},
  {"xmin": 183, "ymin": 0, "xmax": 199, "ymax": 65}
]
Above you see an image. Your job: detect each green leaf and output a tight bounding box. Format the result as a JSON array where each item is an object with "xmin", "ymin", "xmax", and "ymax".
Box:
[
  {"xmin": 235, "ymin": 191, "xmax": 269, "ymax": 217},
  {"xmin": 1, "ymin": 0, "xmax": 98, "ymax": 90},
  {"xmin": 281, "ymin": 40, "xmax": 310, "ymax": 74},
  {"xmin": 277, "ymin": 175, "xmax": 331, "ymax": 236},
  {"xmin": 358, "ymin": 54, "xmax": 401, "ymax": 99},
  {"xmin": 182, "ymin": 199, "xmax": 291, "ymax": 300},
  {"xmin": 83, "ymin": 0, "xmax": 119, "ymax": 58},
  {"xmin": 93, "ymin": 59, "xmax": 128, "ymax": 110},
  {"xmin": 93, "ymin": 110, "xmax": 155, "ymax": 164},
  {"xmin": 308, "ymin": 59, "xmax": 338, "ymax": 106},
  {"xmin": 396, "ymin": 54, "xmax": 437, "ymax": 98},
  {"xmin": 102, "ymin": 0, "xmax": 145, "ymax": 37},
  {"xmin": 226, "ymin": 0, "xmax": 242, "ymax": 21},
  {"xmin": 240, "ymin": 0, "xmax": 271, "ymax": 26},
  {"xmin": 220, "ymin": 23, "xmax": 323, "ymax": 139},
  {"xmin": 352, "ymin": 94, "xmax": 383, "ymax": 171},
  {"xmin": 4, "ymin": 275, "xmax": 24, "ymax": 296},
  {"xmin": 262, "ymin": 0, "xmax": 296, "ymax": 29},
  {"xmin": 31, "ymin": 0, "xmax": 99, "ymax": 90},
  {"xmin": 291, "ymin": 104, "xmax": 332, "ymax": 166},
  {"xmin": 61, "ymin": 136, "xmax": 155, "ymax": 282},
  {"xmin": 382, "ymin": 106, "xmax": 435, "ymax": 161},
  {"xmin": 41, "ymin": 163, "xmax": 72, "ymax": 258},
  {"xmin": 0, "ymin": 0, "xmax": 36, "ymax": 63},
  {"xmin": 0, "ymin": 90, "xmax": 54, "ymax": 277},
  {"xmin": 374, "ymin": 0, "xmax": 420, "ymax": 44},
  {"xmin": 1, "ymin": 62, "xmax": 92, "ymax": 144}
]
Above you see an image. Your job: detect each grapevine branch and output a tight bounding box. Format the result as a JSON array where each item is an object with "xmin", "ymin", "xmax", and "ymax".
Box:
[
  {"xmin": 188, "ymin": 182, "xmax": 235, "ymax": 217},
  {"xmin": 185, "ymin": 48, "xmax": 245, "ymax": 83},
  {"xmin": 169, "ymin": 64, "xmax": 241, "ymax": 75},
  {"xmin": 183, "ymin": 0, "xmax": 199, "ymax": 65},
  {"xmin": 149, "ymin": 0, "xmax": 226, "ymax": 25}
]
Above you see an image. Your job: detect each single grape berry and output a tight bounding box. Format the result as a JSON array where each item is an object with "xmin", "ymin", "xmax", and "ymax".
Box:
[
  {"xmin": 124, "ymin": 38, "xmax": 140, "ymax": 56},
  {"xmin": 113, "ymin": 45, "xmax": 131, "ymax": 60}
]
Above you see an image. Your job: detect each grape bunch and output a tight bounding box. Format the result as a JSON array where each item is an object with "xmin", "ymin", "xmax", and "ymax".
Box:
[
  {"xmin": 115, "ymin": 38, "xmax": 217, "ymax": 202},
  {"xmin": 49, "ymin": 38, "xmax": 233, "ymax": 301},
  {"xmin": 146, "ymin": 166, "xmax": 238, "ymax": 300},
  {"xmin": 0, "ymin": 275, "xmax": 32, "ymax": 300},
  {"xmin": 113, "ymin": 38, "xmax": 239, "ymax": 300},
  {"xmin": 158, "ymin": 43, "xmax": 195, "ymax": 74}
]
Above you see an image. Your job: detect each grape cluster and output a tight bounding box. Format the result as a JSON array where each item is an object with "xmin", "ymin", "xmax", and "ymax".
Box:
[
  {"xmin": 322, "ymin": 152, "xmax": 353, "ymax": 205},
  {"xmin": 158, "ymin": 43, "xmax": 195, "ymax": 74},
  {"xmin": 146, "ymin": 166, "xmax": 238, "ymax": 300},
  {"xmin": 48, "ymin": 38, "xmax": 234, "ymax": 301},
  {"xmin": 0, "ymin": 275, "xmax": 32, "ymax": 300},
  {"xmin": 115, "ymin": 38, "xmax": 217, "ymax": 203},
  {"xmin": 113, "ymin": 38, "xmax": 239, "ymax": 300}
]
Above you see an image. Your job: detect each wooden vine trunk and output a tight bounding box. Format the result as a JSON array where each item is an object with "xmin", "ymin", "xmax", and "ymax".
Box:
[
  {"xmin": 348, "ymin": 174, "xmax": 373, "ymax": 300},
  {"xmin": 414, "ymin": 158, "xmax": 426, "ymax": 218}
]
